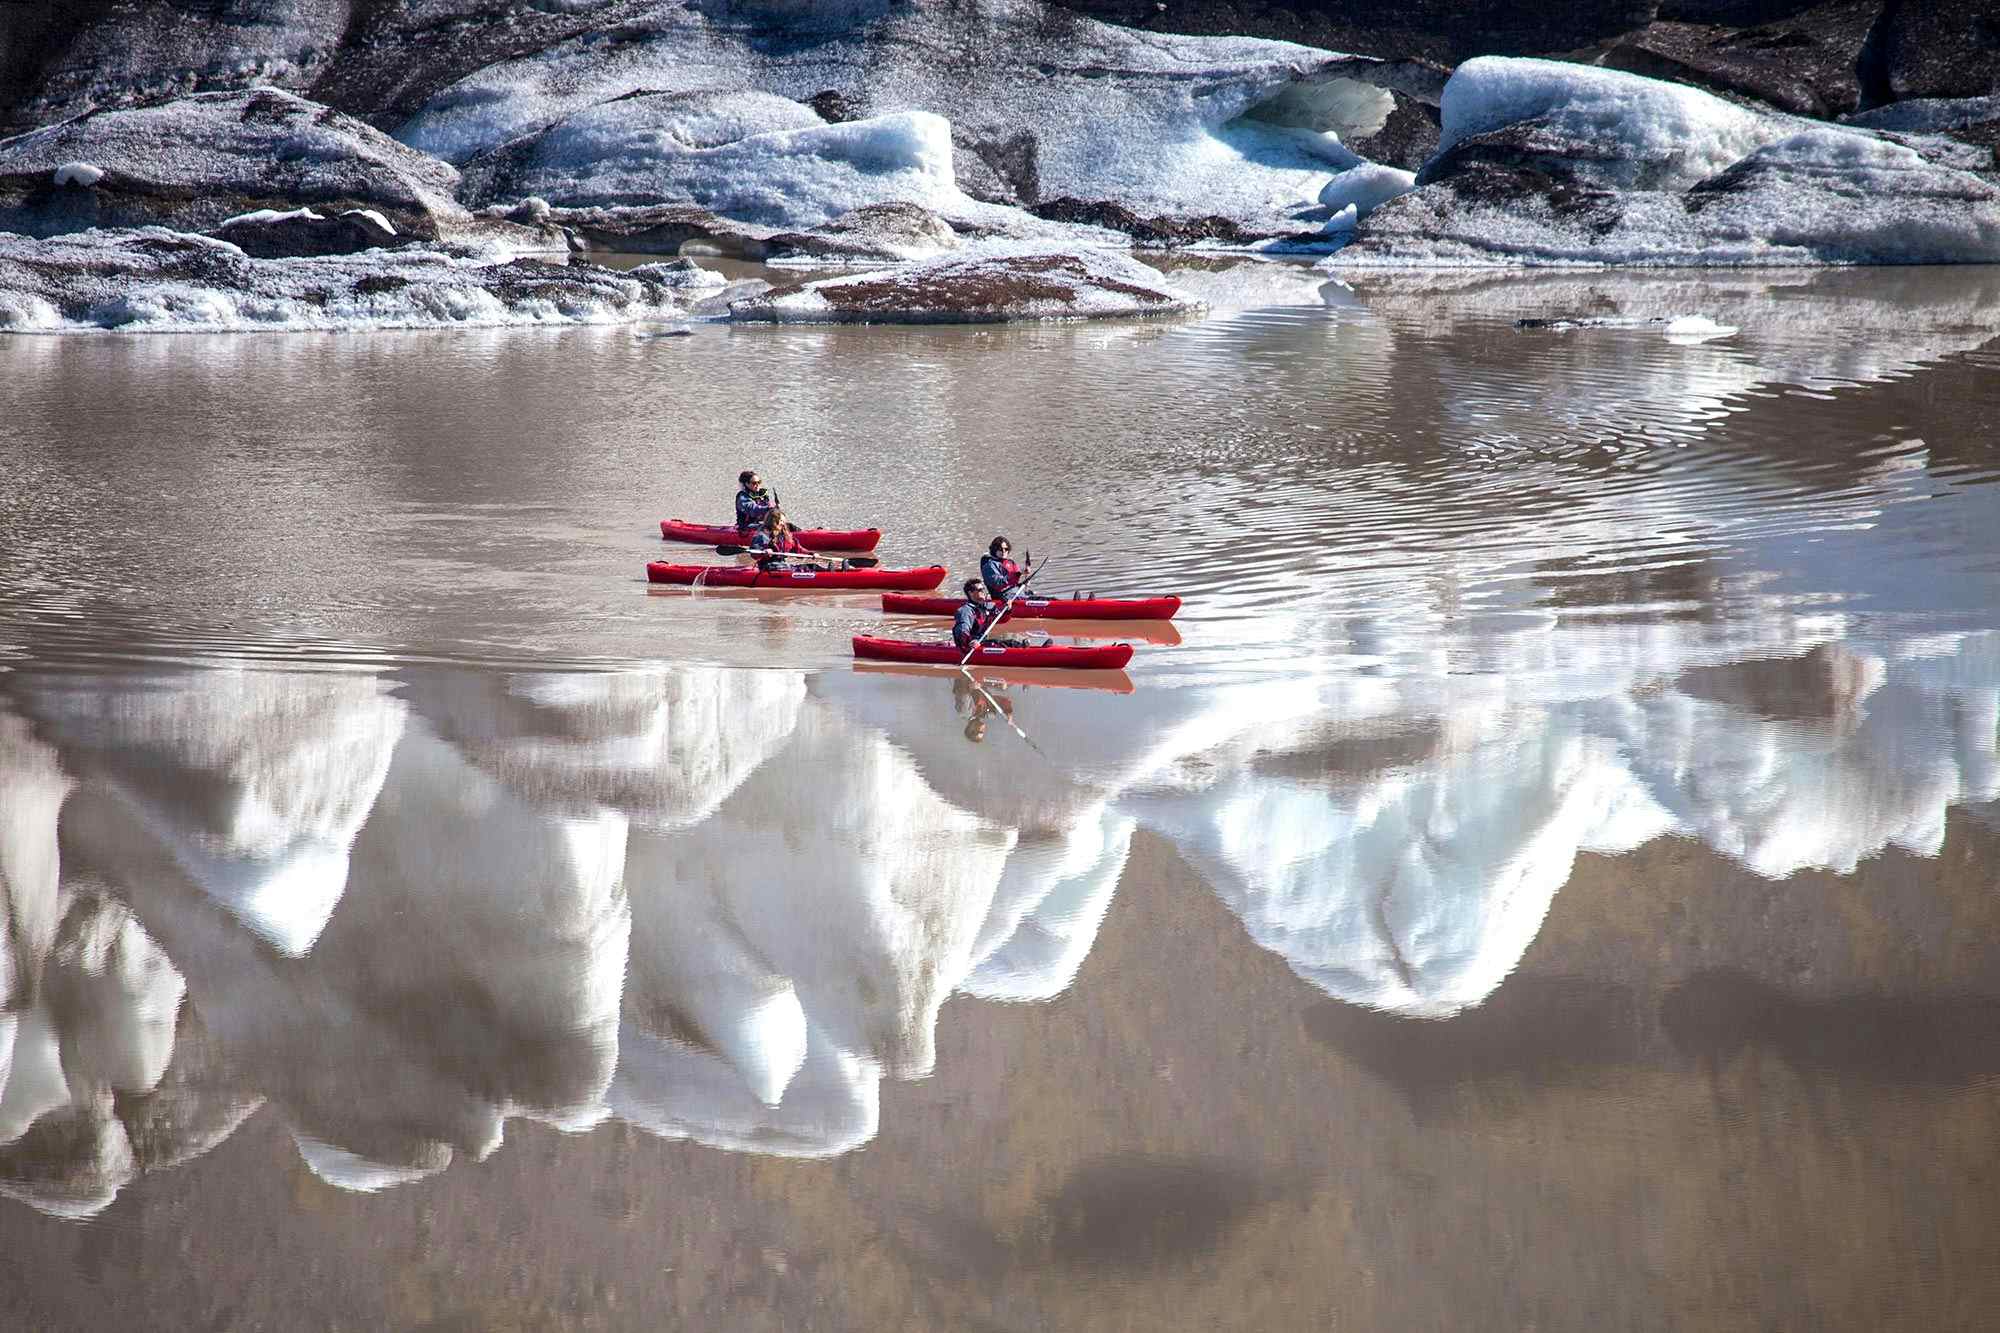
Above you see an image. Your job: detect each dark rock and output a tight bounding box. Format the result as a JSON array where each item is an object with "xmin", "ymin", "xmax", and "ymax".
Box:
[
  {"xmin": 546, "ymin": 203, "xmax": 781, "ymax": 258},
  {"xmin": 1848, "ymin": 97, "xmax": 2000, "ymax": 166},
  {"xmin": 1599, "ymin": 2, "xmax": 1881, "ymax": 117},
  {"xmin": 807, "ymin": 89, "xmax": 860, "ymax": 123},
  {"xmin": 0, "ymin": 1, "xmax": 666, "ymax": 134},
  {"xmin": 1343, "ymin": 91, "xmax": 1441, "ymax": 172},
  {"xmin": 1413, "ymin": 121, "xmax": 1629, "ymax": 224},
  {"xmin": 0, "ymin": 0, "xmax": 350, "ymax": 135},
  {"xmin": 0, "ymin": 88, "xmax": 488, "ymax": 244},
  {"xmin": 1860, "ymin": 0, "xmax": 2000, "ymax": 106},
  {"xmin": 1658, "ymin": 0, "xmax": 1835, "ymax": 20},
  {"xmin": 956, "ymin": 127, "xmax": 1041, "ymax": 205},
  {"xmin": 212, "ymin": 206, "xmax": 412, "ymax": 258},
  {"xmin": 1028, "ymin": 196, "xmax": 1257, "ymax": 246}
]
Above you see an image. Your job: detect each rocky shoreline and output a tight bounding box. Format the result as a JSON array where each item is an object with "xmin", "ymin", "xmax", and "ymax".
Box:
[{"xmin": 0, "ymin": 0, "xmax": 1995, "ymax": 330}]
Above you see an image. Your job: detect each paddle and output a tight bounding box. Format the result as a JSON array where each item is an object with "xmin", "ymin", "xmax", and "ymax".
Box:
[
  {"xmin": 960, "ymin": 555, "xmax": 1053, "ymax": 666},
  {"xmin": 956, "ymin": 667, "xmax": 1045, "ymax": 756},
  {"xmin": 714, "ymin": 544, "xmax": 878, "ymax": 568}
]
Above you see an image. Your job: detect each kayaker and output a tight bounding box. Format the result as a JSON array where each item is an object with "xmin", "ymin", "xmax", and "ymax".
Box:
[
  {"xmin": 952, "ymin": 579, "xmax": 1038, "ymax": 652},
  {"xmin": 980, "ymin": 537, "xmax": 1025, "ymax": 598},
  {"xmin": 748, "ymin": 509, "xmax": 812, "ymax": 568},
  {"xmin": 736, "ymin": 470, "xmax": 777, "ymax": 531}
]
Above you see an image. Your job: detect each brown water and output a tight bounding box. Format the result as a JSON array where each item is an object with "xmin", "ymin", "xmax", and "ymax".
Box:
[{"xmin": 3, "ymin": 262, "xmax": 2000, "ymax": 1330}]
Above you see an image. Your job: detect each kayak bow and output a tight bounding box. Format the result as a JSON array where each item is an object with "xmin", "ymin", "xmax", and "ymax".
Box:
[
  {"xmin": 660, "ymin": 519, "xmax": 881, "ymax": 552},
  {"xmin": 853, "ymin": 635, "xmax": 1133, "ymax": 669},
  {"xmin": 648, "ymin": 562, "xmax": 946, "ymax": 591}
]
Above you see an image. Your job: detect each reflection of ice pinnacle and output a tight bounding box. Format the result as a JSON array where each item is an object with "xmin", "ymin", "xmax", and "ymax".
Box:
[
  {"xmin": 0, "ymin": 892, "xmax": 189, "ymax": 1219},
  {"xmin": 1125, "ymin": 712, "xmax": 1672, "ymax": 1016},
  {"xmin": 293, "ymin": 1133, "xmax": 447, "ymax": 1192},
  {"xmin": 13, "ymin": 669, "xmax": 406, "ymax": 957}
]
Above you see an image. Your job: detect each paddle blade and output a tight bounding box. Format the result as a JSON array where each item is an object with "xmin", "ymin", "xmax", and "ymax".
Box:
[{"xmin": 715, "ymin": 544, "xmax": 749, "ymax": 555}]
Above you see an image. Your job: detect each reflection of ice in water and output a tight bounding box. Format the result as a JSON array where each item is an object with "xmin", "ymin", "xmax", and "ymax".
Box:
[
  {"xmin": 962, "ymin": 810, "xmax": 1135, "ymax": 1003},
  {"xmin": 638, "ymin": 700, "xmax": 1014, "ymax": 1080},
  {"xmin": 13, "ymin": 669, "xmax": 406, "ymax": 955},
  {"xmin": 408, "ymin": 665, "xmax": 807, "ymax": 828},
  {"xmin": 1124, "ymin": 708, "xmax": 1671, "ymax": 1015},
  {"xmin": 2, "ymin": 601, "xmax": 1998, "ymax": 1208}
]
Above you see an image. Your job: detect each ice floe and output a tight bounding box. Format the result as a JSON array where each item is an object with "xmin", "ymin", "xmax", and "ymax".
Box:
[
  {"xmin": 730, "ymin": 250, "xmax": 1200, "ymax": 324},
  {"xmin": 1335, "ymin": 58, "xmax": 2000, "ymax": 266},
  {"xmin": 0, "ymin": 227, "xmax": 699, "ymax": 333}
]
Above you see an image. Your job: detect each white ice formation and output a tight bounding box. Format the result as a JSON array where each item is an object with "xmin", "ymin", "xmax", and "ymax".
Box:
[
  {"xmin": 396, "ymin": 0, "xmax": 1393, "ymax": 233},
  {"xmin": 1335, "ymin": 57, "xmax": 2000, "ymax": 266}
]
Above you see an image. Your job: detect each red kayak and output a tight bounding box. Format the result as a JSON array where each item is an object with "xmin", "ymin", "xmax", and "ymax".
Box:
[
  {"xmin": 880, "ymin": 592, "xmax": 1181, "ymax": 621},
  {"xmin": 648, "ymin": 562, "xmax": 946, "ymax": 591},
  {"xmin": 852, "ymin": 635, "xmax": 1134, "ymax": 669},
  {"xmin": 660, "ymin": 519, "xmax": 881, "ymax": 553}
]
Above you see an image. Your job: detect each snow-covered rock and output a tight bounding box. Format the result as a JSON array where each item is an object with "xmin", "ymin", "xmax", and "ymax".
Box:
[
  {"xmin": 0, "ymin": 228, "xmax": 697, "ymax": 334},
  {"xmin": 1336, "ymin": 58, "xmax": 2000, "ymax": 266},
  {"xmin": 729, "ymin": 250, "xmax": 1199, "ymax": 324},
  {"xmin": 396, "ymin": 0, "xmax": 1406, "ymax": 234},
  {"xmin": 0, "ymin": 88, "xmax": 541, "ymax": 250}
]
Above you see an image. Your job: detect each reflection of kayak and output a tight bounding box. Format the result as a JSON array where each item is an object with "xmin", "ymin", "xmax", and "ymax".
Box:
[
  {"xmin": 853, "ymin": 662, "xmax": 1136, "ymax": 694},
  {"xmin": 660, "ymin": 519, "xmax": 882, "ymax": 552},
  {"xmin": 877, "ymin": 612, "xmax": 1181, "ymax": 645},
  {"xmin": 881, "ymin": 593, "xmax": 1180, "ymax": 621},
  {"xmin": 647, "ymin": 562, "xmax": 946, "ymax": 590},
  {"xmin": 853, "ymin": 635, "xmax": 1133, "ymax": 669}
]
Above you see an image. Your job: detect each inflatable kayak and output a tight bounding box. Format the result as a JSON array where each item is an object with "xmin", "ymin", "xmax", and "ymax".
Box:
[
  {"xmin": 660, "ymin": 519, "xmax": 881, "ymax": 552},
  {"xmin": 880, "ymin": 593, "xmax": 1181, "ymax": 621},
  {"xmin": 648, "ymin": 562, "xmax": 946, "ymax": 591},
  {"xmin": 852, "ymin": 635, "xmax": 1134, "ymax": 669}
]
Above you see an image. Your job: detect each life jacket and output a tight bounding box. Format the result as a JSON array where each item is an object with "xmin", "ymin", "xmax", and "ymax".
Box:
[
  {"xmin": 980, "ymin": 554, "xmax": 1022, "ymax": 597},
  {"xmin": 751, "ymin": 526, "xmax": 804, "ymax": 554},
  {"xmin": 952, "ymin": 599, "xmax": 1000, "ymax": 650},
  {"xmin": 736, "ymin": 487, "xmax": 775, "ymax": 529}
]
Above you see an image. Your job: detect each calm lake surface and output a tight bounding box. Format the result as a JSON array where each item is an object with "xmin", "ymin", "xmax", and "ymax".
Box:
[{"xmin": 3, "ymin": 261, "xmax": 2000, "ymax": 1330}]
